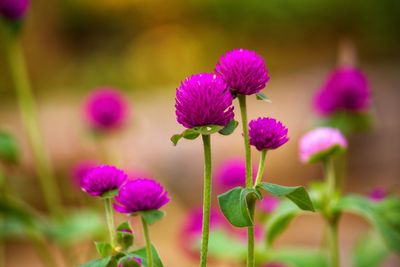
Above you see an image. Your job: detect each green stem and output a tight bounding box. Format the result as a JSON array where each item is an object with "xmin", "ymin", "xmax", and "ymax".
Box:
[
  {"xmin": 254, "ymin": 150, "xmax": 267, "ymax": 186},
  {"xmin": 238, "ymin": 95, "xmax": 255, "ymax": 267},
  {"xmin": 141, "ymin": 216, "xmax": 153, "ymax": 267},
  {"xmin": 103, "ymin": 198, "xmax": 116, "ymax": 247},
  {"xmin": 327, "ymin": 220, "xmax": 339, "ymax": 267},
  {"xmin": 1, "ymin": 23, "xmax": 61, "ymax": 216},
  {"xmin": 200, "ymin": 134, "xmax": 212, "ymax": 267}
]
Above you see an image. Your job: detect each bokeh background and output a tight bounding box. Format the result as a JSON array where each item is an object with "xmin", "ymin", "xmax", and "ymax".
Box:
[{"xmin": 1, "ymin": 0, "xmax": 399, "ymax": 266}]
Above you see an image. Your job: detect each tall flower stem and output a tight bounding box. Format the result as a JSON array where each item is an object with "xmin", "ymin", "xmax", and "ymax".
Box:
[
  {"xmin": 323, "ymin": 158, "xmax": 340, "ymax": 267},
  {"xmin": 200, "ymin": 134, "xmax": 212, "ymax": 267},
  {"xmin": 1, "ymin": 23, "xmax": 61, "ymax": 216},
  {"xmin": 141, "ymin": 216, "xmax": 153, "ymax": 267},
  {"xmin": 255, "ymin": 150, "xmax": 267, "ymax": 186},
  {"xmin": 103, "ymin": 198, "xmax": 116, "ymax": 247},
  {"xmin": 238, "ymin": 94, "xmax": 255, "ymax": 267}
]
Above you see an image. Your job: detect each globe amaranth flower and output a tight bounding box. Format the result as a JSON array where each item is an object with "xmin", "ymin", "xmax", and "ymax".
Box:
[
  {"xmin": 257, "ymin": 195, "xmax": 279, "ymax": 213},
  {"xmin": 175, "ymin": 73, "xmax": 234, "ymax": 129},
  {"xmin": 249, "ymin": 117, "xmax": 289, "ymax": 151},
  {"xmin": 80, "ymin": 165, "xmax": 127, "ymax": 197},
  {"xmin": 215, "ymin": 48, "xmax": 270, "ymax": 95},
  {"xmin": 118, "ymin": 257, "xmax": 142, "ymax": 267},
  {"xmin": 214, "ymin": 157, "xmax": 256, "ymax": 192},
  {"xmin": 368, "ymin": 188, "xmax": 387, "ymax": 202},
  {"xmin": 114, "ymin": 178, "xmax": 169, "ymax": 214},
  {"xmin": 0, "ymin": 0, "xmax": 30, "ymax": 20},
  {"xmin": 84, "ymin": 88, "xmax": 129, "ymax": 131},
  {"xmin": 314, "ymin": 67, "xmax": 371, "ymax": 116},
  {"xmin": 72, "ymin": 161, "xmax": 97, "ymax": 188},
  {"xmin": 299, "ymin": 127, "xmax": 347, "ymax": 164}
]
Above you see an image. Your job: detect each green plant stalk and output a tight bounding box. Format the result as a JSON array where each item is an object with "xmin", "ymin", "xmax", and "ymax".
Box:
[
  {"xmin": 200, "ymin": 134, "xmax": 212, "ymax": 267},
  {"xmin": 1, "ymin": 24, "xmax": 61, "ymax": 216},
  {"xmin": 324, "ymin": 158, "xmax": 340, "ymax": 267},
  {"xmin": 255, "ymin": 150, "xmax": 267, "ymax": 186},
  {"xmin": 103, "ymin": 198, "xmax": 116, "ymax": 248},
  {"xmin": 141, "ymin": 216, "xmax": 153, "ymax": 267},
  {"xmin": 238, "ymin": 95, "xmax": 255, "ymax": 267}
]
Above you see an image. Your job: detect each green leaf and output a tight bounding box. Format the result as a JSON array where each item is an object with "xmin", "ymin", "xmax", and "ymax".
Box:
[
  {"xmin": 140, "ymin": 210, "xmax": 165, "ymax": 225},
  {"xmin": 336, "ymin": 195, "xmax": 400, "ymax": 254},
  {"xmin": 182, "ymin": 129, "xmax": 200, "ymax": 140},
  {"xmin": 192, "ymin": 125, "xmax": 224, "ymax": 135},
  {"xmin": 79, "ymin": 256, "xmax": 115, "ymax": 267},
  {"xmin": 218, "ymin": 187, "xmax": 261, "ymax": 227},
  {"xmin": 255, "ymin": 92, "xmax": 272, "ymax": 103},
  {"xmin": 265, "ymin": 200, "xmax": 302, "ymax": 245},
  {"xmin": 351, "ymin": 231, "xmax": 388, "ymax": 267},
  {"xmin": 219, "ymin": 120, "xmax": 239, "ymax": 136},
  {"xmin": 207, "ymin": 229, "xmax": 246, "ymax": 260},
  {"xmin": 271, "ymin": 247, "xmax": 328, "ymax": 267},
  {"xmin": 170, "ymin": 134, "xmax": 182, "ymax": 146},
  {"xmin": 0, "ymin": 130, "xmax": 19, "ymax": 164},
  {"xmin": 95, "ymin": 242, "xmax": 113, "ymax": 258},
  {"xmin": 101, "ymin": 189, "xmax": 119, "ymax": 199},
  {"xmin": 123, "ymin": 245, "xmax": 163, "ymax": 267},
  {"xmin": 116, "ymin": 221, "xmax": 134, "ymax": 251},
  {"xmin": 257, "ymin": 183, "xmax": 315, "ymax": 211}
]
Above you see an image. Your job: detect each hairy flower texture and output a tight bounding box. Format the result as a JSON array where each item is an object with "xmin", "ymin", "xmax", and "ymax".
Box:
[
  {"xmin": 72, "ymin": 161, "xmax": 97, "ymax": 188},
  {"xmin": 175, "ymin": 73, "xmax": 234, "ymax": 128},
  {"xmin": 314, "ymin": 67, "xmax": 371, "ymax": 116},
  {"xmin": 0, "ymin": 0, "xmax": 30, "ymax": 20},
  {"xmin": 368, "ymin": 188, "xmax": 387, "ymax": 202},
  {"xmin": 214, "ymin": 157, "xmax": 256, "ymax": 193},
  {"xmin": 249, "ymin": 117, "xmax": 289, "ymax": 151},
  {"xmin": 258, "ymin": 195, "xmax": 279, "ymax": 214},
  {"xmin": 118, "ymin": 257, "xmax": 142, "ymax": 267},
  {"xmin": 80, "ymin": 165, "xmax": 127, "ymax": 197},
  {"xmin": 85, "ymin": 88, "xmax": 128, "ymax": 131},
  {"xmin": 299, "ymin": 127, "xmax": 347, "ymax": 164},
  {"xmin": 114, "ymin": 178, "xmax": 169, "ymax": 214},
  {"xmin": 215, "ymin": 48, "xmax": 270, "ymax": 95}
]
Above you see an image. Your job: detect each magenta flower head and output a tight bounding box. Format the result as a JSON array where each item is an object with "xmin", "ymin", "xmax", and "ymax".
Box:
[
  {"xmin": 214, "ymin": 157, "xmax": 256, "ymax": 192},
  {"xmin": 215, "ymin": 48, "xmax": 270, "ymax": 96},
  {"xmin": 314, "ymin": 67, "xmax": 371, "ymax": 116},
  {"xmin": 249, "ymin": 117, "xmax": 289, "ymax": 151},
  {"xmin": 299, "ymin": 127, "xmax": 347, "ymax": 164},
  {"xmin": 175, "ymin": 73, "xmax": 234, "ymax": 129},
  {"xmin": 84, "ymin": 88, "xmax": 129, "ymax": 131},
  {"xmin": 368, "ymin": 188, "xmax": 387, "ymax": 202},
  {"xmin": 0, "ymin": 0, "xmax": 30, "ymax": 20},
  {"xmin": 80, "ymin": 165, "xmax": 127, "ymax": 197},
  {"xmin": 118, "ymin": 257, "xmax": 142, "ymax": 267},
  {"xmin": 114, "ymin": 178, "xmax": 169, "ymax": 214}
]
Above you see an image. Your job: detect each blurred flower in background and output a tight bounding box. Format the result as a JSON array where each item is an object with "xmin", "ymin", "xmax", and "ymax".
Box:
[
  {"xmin": 257, "ymin": 195, "xmax": 279, "ymax": 214},
  {"xmin": 0, "ymin": 0, "xmax": 30, "ymax": 20},
  {"xmin": 368, "ymin": 187, "xmax": 387, "ymax": 202}
]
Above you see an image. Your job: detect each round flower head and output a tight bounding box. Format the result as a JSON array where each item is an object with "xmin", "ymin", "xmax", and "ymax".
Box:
[
  {"xmin": 214, "ymin": 157, "xmax": 256, "ymax": 192},
  {"xmin": 299, "ymin": 127, "xmax": 347, "ymax": 164},
  {"xmin": 249, "ymin": 117, "xmax": 289, "ymax": 151},
  {"xmin": 175, "ymin": 73, "xmax": 234, "ymax": 129},
  {"xmin": 258, "ymin": 195, "xmax": 279, "ymax": 213},
  {"xmin": 215, "ymin": 48, "xmax": 270, "ymax": 95},
  {"xmin": 114, "ymin": 178, "xmax": 169, "ymax": 214},
  {"xmin": 84, "ymin": 88, "xmax": 128, "ymax": 131},
  {"xmin": 118, "ymin": 257, "xmax": 142, "ymax": 267},
  {"xmin": 80, "ymin": 165, "xmax": 127, "ymax": 197},
  {"xmin": 314, "ymin": 67, "xmax": 371, "ymax": 116},
  {"xmin": 0, "ymin": 0, "xmax": 30, "ymax": 20},
  {"xmin": 368, "ymin": 188, "xmax": 387, "ymax": 202}
]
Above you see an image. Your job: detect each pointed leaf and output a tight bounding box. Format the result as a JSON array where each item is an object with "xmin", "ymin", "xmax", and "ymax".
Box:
[
  {"xmin": 123, "ymin": 245, "xmax": 163, "ymax": 267},
  {"xmin": 219, "ymin": 120, "xmax": 239, "ymax": 136},
  {"xmin": 351, "ymin": 231, "xmax": 388, "ymax": 267},
  {"xmin": 79, "ymin": 256, "xmax": 115, "ymax": 267},
  {"xmin": 140, "ymin": 210, "xmax": 165, "ymax": 225},
  {"xmin": 170, "ymin": 134, "xmax": 182, "ymax": 146},
  {"xmin": 257, "ymin": 183, "xmax": 315, "ymax": 211},
  {"xmin": 255, "ymin": 92, "xmax": 272, "ymax": 103},
  {"xmin": 192, "ymin": 125, "xmax": 224, "ymax": 135},
  {"xmin": 101, "ymin": 189, "xmax": 119, "ymax": 199},
  {"xmin": 95, "ymin": 242, "xmax": 113, "ymax": 258}
]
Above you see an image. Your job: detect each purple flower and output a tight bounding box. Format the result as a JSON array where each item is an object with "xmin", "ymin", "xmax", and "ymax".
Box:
[
  {"xmin": 72, "ymin": 161, "xmax": 97, "ymax": 188},
  {"xmin": 314, "ymin": 67, "xmax": 371, "ymax": 116},
  {"xmin": 299, "ymin": 127, "xmax": 347, "ymax": 164},
  {"xmin": 175, "ymin": 73, "xmax": 234, "ymax": 129},
  {"xmin": 80, "ymin": 165, "xmax": 127, "ymax": 197},
  {"xmin": 214, "ymin": 157, "xmax": 256, "ymax": 192},
  {"xmin": 249, "ymin": 117, "xmax": 289, "ymax": 151},
  {"xmin": 258, "ymin": 195, "xmax": 279, "ymax": 213},
  {"xmin": 368, "ymin": 188, "xmax": 387, "ymax": 202},
  {"xmin": 0, "ymin": 0, "xmax": 30, "ymax": 20},
  {"xmin": 215, "ymin": 48, "xmax": 270, "ymax": 95},
  {"xmin": 84, "ymin": 88, "xmax": 129, "ymax": 131},
  {"xmin": 114, "ymin": 178, "xmax": 169, "ymax": 214},
  {"xmin": 118, "ymin": 257, "xmax": 142, "ymax": 267}
]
